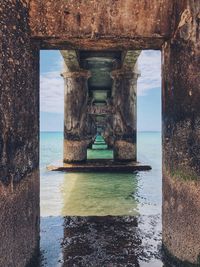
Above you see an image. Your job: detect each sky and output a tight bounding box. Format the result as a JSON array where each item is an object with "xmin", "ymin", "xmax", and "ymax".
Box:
[{"xmin": 40, "ymin": 50, "xmax": 161, "ymax": 132}]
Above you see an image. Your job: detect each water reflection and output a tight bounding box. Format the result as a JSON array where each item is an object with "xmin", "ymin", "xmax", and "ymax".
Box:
[
  {"xmin": 61, "ymin": 172, "xmax": 139, "ymax": 216},
  {"xmin": 60, "ymin": 214, "xmax": 165, "ymax": 267},
  {"xmin": 39, "ymin": 132, "xmax": 170, "ymax": 267},
  {"xmin": 62, "ymin": 216, "xmax": 141, "ymax": 266},
  {"xmin": 40, "ymin": 214, "xmax": 166, "ymax": 267},
  {"xmin": 40, "ymin": 171, "xmax": 164, "ymax": 267}
]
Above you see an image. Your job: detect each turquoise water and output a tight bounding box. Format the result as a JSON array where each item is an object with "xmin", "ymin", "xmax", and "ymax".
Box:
[
  {"xmin": 40, "ymin": 132, "xmax": 162, "ymax": 216},
  {"xmin": 40, "ymin": 132, "xmax": 163, "ymax": 266}
]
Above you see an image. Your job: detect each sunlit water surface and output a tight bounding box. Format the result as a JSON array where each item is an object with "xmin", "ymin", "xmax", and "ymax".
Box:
[{"xmin": 40, "ymin": 132, "xmax": 163, "ymax": 267}]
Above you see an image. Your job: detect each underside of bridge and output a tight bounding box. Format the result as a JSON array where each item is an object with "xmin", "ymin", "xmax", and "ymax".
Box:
[
  {"xmin": 0, "ymin": 1, "xmax": 200, "ymax": 267},
  {"xmin": 61, "ymin": 50, "xmax": 140, "ymax": 163}
]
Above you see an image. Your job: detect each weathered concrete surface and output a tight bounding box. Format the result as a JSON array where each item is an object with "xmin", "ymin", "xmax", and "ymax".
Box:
[
  {"xmin": 0, "ymin": 1, "xmax": 40, "ymax": 266},
  {"xmin": 162, "ymin": 0, "xmax": 200, "ymax": 264},
  {"xmin": 162, "ymin": 0, "xmax": 200, "ymax": 179},
  {"xmin": 0, "ymin": 1, "xmax": 39, "ymax": 185},
  {"xmin": 62, "ymin": 70, "xmax": 91, "ymax": 162},
  {"xmin": 62, "ymin": 70, "xmax": 90, "ymax": 140},
  {"xmin": 114, "ymin": 140, "xmax": 136, "ymax": 162},
  {"xmin": 111, "ymin": 66, "xmax": 139, "ymax": 162},
  {"xmin": 0, "ymin": 171, "xmax": 40, "ymax": 267},
  {"xmin": 60, "ymin": 50, "xmax": 80, "ymax": 72},
  {"xmin": 29, "ymin": 0, "xmax": 173, "ymax": 50},
  {"xmin": 60, "ymin": 53, "xmax": 97, "ymax": 150},
  {"xmin": 63, "ymin": 140, "xmax": 88, "ymax": 163},
  {"xmin": 102, "ymin": 120, "xmax": 114, "ymax": 149},
  {"xmin": 163, "ymin": 173, "xmax": 200, "ymax": 265},
  {"xmin": 87, "ymin": 105, "xmax": 115, "ymax": 116}
]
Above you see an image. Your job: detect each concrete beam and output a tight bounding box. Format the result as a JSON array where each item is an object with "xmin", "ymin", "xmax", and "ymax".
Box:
[
  {"xmin": 87, "ymin": 105, "xmax": 115, "ymax": 116},
  {"xmin": 29, "ymin": 0, "xmax": 173, "ymax": 50}
]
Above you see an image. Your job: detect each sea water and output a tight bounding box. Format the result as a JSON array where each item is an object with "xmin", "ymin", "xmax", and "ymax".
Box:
[{"xmin": 40, "ymin": 132, "xmax": 163, "ymax": 267}]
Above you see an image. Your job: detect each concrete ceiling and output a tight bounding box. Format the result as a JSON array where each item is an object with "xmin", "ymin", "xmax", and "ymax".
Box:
[{"xmin": 79, "ymin": 51, "xmax": 122, "ymax": 100}]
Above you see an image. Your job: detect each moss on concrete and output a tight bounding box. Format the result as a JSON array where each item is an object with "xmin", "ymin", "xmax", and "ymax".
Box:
[{"xmin": 171, "ymin": 168, "xmax": 199, "ymax": 182}]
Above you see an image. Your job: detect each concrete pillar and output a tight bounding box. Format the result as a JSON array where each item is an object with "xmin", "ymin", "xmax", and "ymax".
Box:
[
  {"xmin": 61, "ymin": 70, "xmax": 90, "ymax": 163},
  {"xmin": 85, "ymin": 114, "xmax": 97, "ymax": 148},
  {"xmin": 111, "ymin": 67, "xmax": 140, "ymax": 161},
  {"xmin": 162, "ymin": 1, "xmax": 200, "ymax": 265},
  {"xmin": 102, "ymin": 117, "xmax": 114, "ymax": 149},
  {"xmin": 0, "ymin": 2, "xmax": 40, "ymax": 266},
  {"xmin": 103, "ymin": 132, "xmax": 114, "ymax": 149}
]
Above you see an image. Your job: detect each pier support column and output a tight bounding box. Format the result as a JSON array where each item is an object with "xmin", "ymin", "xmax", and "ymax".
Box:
[
  {"xmin": 111, "ymin": 68, "xmax": 140, "ymax": 161},
  {"xmin": 85, "ymin": 114, "xmax": 97, "ymax": 148},
  {"xmin": 102, "ymin": 117, "xmax": 114, "ymax": 149},
  {"xmin": 162, "ymin": 1, "xmax": 200, "ymax": 264},
  {"xmin": 62, "ymin": 70, "xmax": 90, "ymax": 163},
  {"xmin": 0, "ymin": 2, "xmax": 40, "ymax": 266},
  {"xmin": 103, "ymin": 130, "xmax": 114, "ymax": 149}
]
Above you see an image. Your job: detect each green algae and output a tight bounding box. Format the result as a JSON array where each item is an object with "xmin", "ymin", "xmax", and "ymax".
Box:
[{"xmin": 171, "ymin": 168, "xmax": 199, "ymax": 182}]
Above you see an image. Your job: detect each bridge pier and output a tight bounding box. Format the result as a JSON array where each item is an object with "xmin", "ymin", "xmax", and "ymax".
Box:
[
  {"xmin": 111, "ymin": 67, "xmax": 140, "ymax": 162},
  {"xmin": 0, "ymin": 2, "xmax": 40, "ymax": 266},
  {"xmin": 62, "ymin": 70, "xmax": 91, "ymax": 163},
  {"xmin": 162, "ymin": 5, "xmax": 200, "ymax": 262},
  {"xmin": 1, "ymin": 1, "xmax": 200, "ymax": 266},
  {"xmin": 102, "ymin": 122, "xmax": 114, "ymax": 149}
]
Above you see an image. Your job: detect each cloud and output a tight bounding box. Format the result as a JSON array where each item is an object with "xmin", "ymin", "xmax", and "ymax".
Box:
[
  {"xmin": 40, "ymin": 71, "xmax": 64, "ymax": 113},
  {"xmin": 137, "ymin": 50, "xmax": 161, "ymax": 96}
]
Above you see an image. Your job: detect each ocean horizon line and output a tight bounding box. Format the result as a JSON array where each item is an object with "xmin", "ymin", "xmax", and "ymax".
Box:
[{"xmin": 40, "ymin": 130, "xmax": 162, "ymax": 133}]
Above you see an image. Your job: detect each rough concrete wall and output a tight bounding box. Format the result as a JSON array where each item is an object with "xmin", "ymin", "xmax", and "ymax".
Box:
[
  {"xmin": 0, "ymin": 171, "xmax": 39, "ymax": 267},
  {"xmin": 29, "ymin": 0, "xmax": 173, "ymax": 50},
  {"xmin": 162, "ymin": 0, "xmax": 200, "ymax": 264},
  {"xmin": 0, "ymin": 1, "xmax": 40, "ymax": 266}
]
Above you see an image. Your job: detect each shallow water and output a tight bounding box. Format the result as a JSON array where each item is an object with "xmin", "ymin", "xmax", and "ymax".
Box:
[{"xmin": 40, "ymin": 132, "xmax": 166, "ymax": 267}]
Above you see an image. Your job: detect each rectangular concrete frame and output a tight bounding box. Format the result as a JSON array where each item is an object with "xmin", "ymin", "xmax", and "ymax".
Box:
[{"xmin": 0, "ymin": 0, "xmax": 199, "ymax": 266}]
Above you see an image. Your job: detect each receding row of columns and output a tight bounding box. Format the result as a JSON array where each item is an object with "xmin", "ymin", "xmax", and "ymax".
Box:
[{"xmin": 61, "ymin": 65, "xmax": 140, "ymax": 163}]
